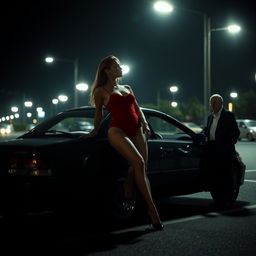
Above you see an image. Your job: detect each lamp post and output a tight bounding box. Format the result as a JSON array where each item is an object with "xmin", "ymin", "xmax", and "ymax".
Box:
[
  {"xmin": 229, "ymin": 91, "xmax": 238, "ymax": 112},
  {"xmin": 45, "ymin": 56, "xmax": 79, "ymax": 108},
  {"xmin": 76, "ymin": 83, "xmax": 89, "ymax": 107},
  {"xmin": 169, "ymin": 85, "xmax": 179, "ymax": 107},
  {"xmin": 153, "ymin": 1, "xmax": 241, "ymax": 124}
]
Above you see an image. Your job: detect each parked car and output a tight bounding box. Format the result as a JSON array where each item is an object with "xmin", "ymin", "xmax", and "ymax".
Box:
[
  {"xmin": 182, "ymin": 122, "xmax": 203, "ymax": 133},
  {"xmin": 237, "ymin": 119, "xmax": 256, "ymax": 141},
  {"xmin": 0, "ymin": 123, "xmax": 12, "ymax": 135},
  {"xmin": 0, "ymin": 107, "xmax": 245, "ymax": 220}
]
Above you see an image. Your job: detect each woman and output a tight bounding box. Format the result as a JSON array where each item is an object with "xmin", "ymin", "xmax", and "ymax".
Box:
[{"xmin": 81, "ymin": 55, "xmax": 163, "ymax": 230}]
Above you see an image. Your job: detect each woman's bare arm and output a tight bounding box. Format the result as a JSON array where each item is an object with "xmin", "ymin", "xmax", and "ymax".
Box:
[{"xmin": 80, "ymin": 88, "xmax": 104, "ymax": 138}]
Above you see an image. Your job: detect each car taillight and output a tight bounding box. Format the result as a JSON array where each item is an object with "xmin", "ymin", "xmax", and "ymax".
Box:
[{"xmin": 8, "ymin": 157, "xmax": 51, "ymax": 176}]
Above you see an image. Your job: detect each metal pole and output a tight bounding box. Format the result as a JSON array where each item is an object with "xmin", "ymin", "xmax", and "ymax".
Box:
[
  {"xmin": 203, "ymin": 14, "xmax": 211, "ymax": 125},
  {"xmin": 74, "ymin": 58, "xmax": 79, "ymax": 108},
  {"xmin": 207, "ymin": 16, "xmax": 211, "ymax": 105},
  {"xmin": 203, "ymin": 14, "xmax": 208, "ymax": 125},
  {"xmin": 157, "ymin": 90, "xmax": 160, "ymax": 108}
]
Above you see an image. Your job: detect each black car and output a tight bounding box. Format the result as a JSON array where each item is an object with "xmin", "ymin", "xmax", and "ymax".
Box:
[{"xmin": 0, "ymin": 107, "xmax": 245, "ymax": 219}]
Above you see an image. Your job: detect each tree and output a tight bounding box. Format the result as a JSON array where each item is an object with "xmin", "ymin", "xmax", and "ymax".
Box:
[
  {"xmin": 141, "ymin": 96, "xmax": 204, "ymax": 124},
  {"xmin": 234, "ymin": 89, "xmax": 256, "ymax": 119}
]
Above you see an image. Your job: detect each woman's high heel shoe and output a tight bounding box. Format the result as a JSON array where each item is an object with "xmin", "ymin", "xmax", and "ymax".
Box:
[{"xmin": 148, "ymin": 209, "xmax": 164, "ymax": 231}]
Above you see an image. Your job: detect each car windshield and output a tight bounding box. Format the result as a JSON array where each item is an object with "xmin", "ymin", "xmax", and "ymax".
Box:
[
  {"xmin": 245, "ymin": 121, "xmax": 256, "ymax": 127},
  {"xmin": 21, "ymin": 108, "xmax": 109, "ymax": 138}
]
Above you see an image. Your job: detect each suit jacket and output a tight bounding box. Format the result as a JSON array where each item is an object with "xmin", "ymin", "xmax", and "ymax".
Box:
[{"xmin": 204, "ymin": 108, "xmax": 240, "ymax": 154}]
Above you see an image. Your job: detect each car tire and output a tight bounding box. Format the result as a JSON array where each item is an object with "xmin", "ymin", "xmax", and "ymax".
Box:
[
  {"xmin": 247, "ymin": 133, "xmax": 254, "ymax": 141},
  {"xmin": 210, "ymin": 162, "xmax": 240, "ymax": 206},
  {"xmin": 107, "ymin": 177, "xmax": 142, "ymax": 221}
]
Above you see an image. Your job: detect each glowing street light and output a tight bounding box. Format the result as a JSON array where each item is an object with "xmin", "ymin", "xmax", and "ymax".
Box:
[
  {"xmin": 169, "ymin": 85, "xmax": 178, "ymax": 93},
  {"xmin": 153, "ymin": 1, "xmax": 174, "ymax": 14},
  {"xmin": 24, "ymin": 101, "xmax": 33, "ymax": 107},
  {"xmin": 76, "ymin": 83, "xmax": 89, "ymax": 92},
  {"xmin": 230, "ymin": 92, "xmax": 238, "ymax": 99},
  {"xmin": 58, "ymin": 95, "xmax": 68, "ymax": 102},
  {"xmin": 227, "ymin": 25, "xmax": 241, "ymax": 33},
  {"xmin": 121, "ymin": 65, "xmax": 130, "ymax": 75},
  {"xmin": 171, "ymin": 101, "xmax": 178, "ymax": 107},
  {"xmin": 11, "ymin": 106, "xmax": 19, "ymax": 113}
]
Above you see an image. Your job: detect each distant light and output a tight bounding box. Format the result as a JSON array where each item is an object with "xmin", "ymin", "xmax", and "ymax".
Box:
[
  {"xmin": 76, "ymin": 83, "xmax": 89, "ymax": 91},
  {"xmin": 170, "ymin": 86, "xmax": 178, "ymax": 93},
  {"xmin": 6, "ymin": 116, "xmax": 10, "ymax": 121},
  {"xmin": 230, "ymin": 92, "xmax": 238, "ymax": 98},
  {"xmin": 36, "ymin": 107, "xmax": 43, "ymax": 112},
  {"xmin": 121, "ymin": 65, "xmax": 130, "ymax": 75},
  {"xmin": 38, "ymin": 111, "xmax": 45, "ymax": 118},
  {"xmin": 14, "ymin": 113, "xmax": 19, "ymax": 118},
  {"xmin": 11, "ymin": 106, "xmax": 19, "ymax": 113},
  {"xmin": 171, "ymin": 101, "xmax": 178, "ymax": 107},
  {"xmin": 10, "ymin": 115, "xmax": 14, "ymax": 120},
  {"xmin": 45, "ymin": 57, "xmax": 54, "ymax": 63},
  {"xmin": 58, "ymin": 95, "xmax": 68, "ymax": 102},
  {"xmin": 32, "ymin": 119, "xmax": 38, "ymax": 124},
  {"xmin": 52, "ymin": 99, "xmax": 59, "ymax": 104},
  {"xmin": 154, "ymin": 1, "xmax": 174, "ymax": 14},
  {"xmin": 2, "ymin": 117, "xmax": 6, "ymax": 121},
  {"xmin": 227, "ymin": 25, "xmax": 241, "ymax": 33},
  {"xmin": 24, "ymin": 101, "xmax": 33, "ymax": 107},
  {"xmin": 27, "ymin": 113, "xmax": 32, "ymax": 118},
  {"xmin": 228, "ymin": 102, "xmax": 233, "ymax": 112}
]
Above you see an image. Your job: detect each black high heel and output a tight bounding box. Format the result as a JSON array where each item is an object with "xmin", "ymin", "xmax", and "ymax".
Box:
[
  {"xmin": 149, "ymin": 222, "xmax": 164, "ymax": 231},
  {"xmin": 148, "ymin": 210, "xmax": 164, "ymax": 231}
]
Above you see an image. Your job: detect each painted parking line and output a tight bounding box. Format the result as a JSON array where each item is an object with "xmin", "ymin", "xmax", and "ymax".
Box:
[
  {"xmin": 246, "ymin": 170, "xmax": 256, "ymax": 173},
  {"xmin": 112, "ymin": 204, "xmax": 256, "ymax": 234},
  {"xmin": 245, "ymin": 179, "xmax": 256, "ymax": 183}
]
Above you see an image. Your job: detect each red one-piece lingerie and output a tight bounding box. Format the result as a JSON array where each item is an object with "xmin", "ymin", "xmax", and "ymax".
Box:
[{"xmin": 105, "ymin": 90, "xmax": 141, "ymax": 138}]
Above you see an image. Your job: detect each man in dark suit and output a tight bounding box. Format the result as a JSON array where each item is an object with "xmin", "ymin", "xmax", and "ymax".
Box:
[
  {"xmin": 204, "ymin": 94, "xmax": 240, "ymax": 155},
  {"xmin": 203, "ymin": 94, "xmax": 240, "ymax": 191}
]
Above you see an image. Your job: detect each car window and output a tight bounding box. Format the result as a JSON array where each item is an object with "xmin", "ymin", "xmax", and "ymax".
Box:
[
  {"xmin": 50, "ymin": 117, "xmax": 94, "ymax": 133},
  {"xmin": 146, "ymin": 115, "xmax": 190, "ymax": 140}
]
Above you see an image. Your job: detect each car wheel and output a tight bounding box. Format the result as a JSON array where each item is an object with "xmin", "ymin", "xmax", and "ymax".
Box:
[
  {"xmin": 108, "ymin": 177, "xmax": 141, "ymax": 221},
  {"xmin": 210, "ymin": 162, "xmax": 240, "ymax": 206},
  {"xmin": 247, "ymin": 133, "xmax": 254, "ymax": 141}
]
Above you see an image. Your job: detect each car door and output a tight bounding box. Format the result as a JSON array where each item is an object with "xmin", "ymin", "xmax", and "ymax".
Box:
[{"xmin": 145, "ymin": 112, "xmax": 203, "ymax": 192}]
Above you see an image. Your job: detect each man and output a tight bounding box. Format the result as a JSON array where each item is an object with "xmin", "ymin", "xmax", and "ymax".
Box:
[
  {"xmin": 204, "ymin": 94, "xmax": 240, "ymax": 155},
  {"xmin": 203, "ymin": 94, "xmax": 240, "ymax": 193}
]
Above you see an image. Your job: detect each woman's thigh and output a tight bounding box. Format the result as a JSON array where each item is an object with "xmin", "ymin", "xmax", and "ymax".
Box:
[
  {"xmin": 108, "ymin": 127, "xmax": 144, "ymax": 165},
  {"xmin": 131, "ymin": 128, "xmax": 148, "ymax": 164}
]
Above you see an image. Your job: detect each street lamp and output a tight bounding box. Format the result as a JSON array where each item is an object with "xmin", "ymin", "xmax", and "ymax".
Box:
[
  {"xmin": 121, "ymin": 64, "xmax": 130, "ymax": 75},
  {"xmin": 229, "ymin": 91, "xmax": 238, "ymax": 112},
  {"xmin": 153, "ymin": 1, "xmax": 241, "ymax": 124},
  {"xmin": 58, "ymin": 95, "xmax": 68, "ymax": 102},
  {"xmin": 45, "ymin": 56, "xmax": 79, "ymax": 108}
]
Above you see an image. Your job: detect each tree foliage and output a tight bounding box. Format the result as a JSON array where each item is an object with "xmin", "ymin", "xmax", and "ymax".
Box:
[{"xmin": 234, "ymin": 89, "xmax": 256, "ymax": 119}]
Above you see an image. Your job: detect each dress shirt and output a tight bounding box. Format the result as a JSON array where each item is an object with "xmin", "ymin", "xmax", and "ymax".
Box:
[{"xmin": 209, "ymin": 107, "xmax": 222, "ymax": 141}]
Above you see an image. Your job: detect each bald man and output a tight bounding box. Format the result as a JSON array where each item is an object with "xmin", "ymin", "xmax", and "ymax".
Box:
[{"xmin": 204, "ymin": 94, "xmax": 240, "ymax": 154}]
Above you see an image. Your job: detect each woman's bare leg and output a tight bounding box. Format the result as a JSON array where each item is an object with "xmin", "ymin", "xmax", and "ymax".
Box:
[
  {"xmin": 132, "ymin": 128, "xmax": 162, "ymax": 224},
  {"xmin": 108, "ymin": 127, "xmax": 155, "ymax": 210}
]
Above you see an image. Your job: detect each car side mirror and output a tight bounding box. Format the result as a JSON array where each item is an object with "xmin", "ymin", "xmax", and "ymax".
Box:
[{"xmin": 195, "ymin": 133, "xmax": 207, "ymax": 146}]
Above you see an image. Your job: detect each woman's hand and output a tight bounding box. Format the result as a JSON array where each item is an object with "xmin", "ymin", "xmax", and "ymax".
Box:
[
  {"xmin": 79, "ymin": 130, "xmax": 96, "ymax": 139},
  {"xmin": 142, "ymin": 122, "xmax": 151, "ymax": 139}
]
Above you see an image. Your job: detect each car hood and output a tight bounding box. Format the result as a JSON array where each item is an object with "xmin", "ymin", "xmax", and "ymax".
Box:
[{"xmin": 0, "ymin": 137, "xmax": 77, "ymax": 149}]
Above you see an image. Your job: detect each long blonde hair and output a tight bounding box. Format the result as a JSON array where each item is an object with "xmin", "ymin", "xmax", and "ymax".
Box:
[{"xmin": 89, "ymin": 55, "xmax": 118, "ymax": 106}]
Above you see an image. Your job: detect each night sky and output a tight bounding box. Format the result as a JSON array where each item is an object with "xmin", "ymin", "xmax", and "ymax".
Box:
[{"xmin": 0, "ymin": 0, "xmax": 255, "ymax": 117}]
